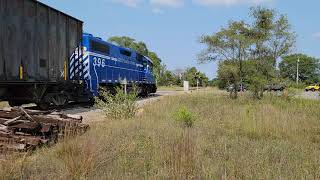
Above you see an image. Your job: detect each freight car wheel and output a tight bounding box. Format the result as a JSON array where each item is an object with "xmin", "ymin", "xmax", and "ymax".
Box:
[
  {"xmin": 8, "ymin": 101, "xmax": 24, "ymax": 107},
  {"xmin": 51, "ymin": 94, "xmax": 68, "ymax": 107},
  {"xmin": 36, "ymin": 103, "xmax": 50, "ymax": 110}
]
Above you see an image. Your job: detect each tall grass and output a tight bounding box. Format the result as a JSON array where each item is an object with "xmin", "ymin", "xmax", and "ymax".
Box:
[
  {"xmin": 1, "ymin": 90, "xmax": 320, "ymax": 179},
  {"xmin": 95, "ymin": 87, "xmax": 138, "ymax": 120}
]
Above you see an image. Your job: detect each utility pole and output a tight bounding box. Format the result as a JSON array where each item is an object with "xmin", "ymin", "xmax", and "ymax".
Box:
[{"xmin": 296, "ymin": 58, "xmax": 300, "ymax": 85}]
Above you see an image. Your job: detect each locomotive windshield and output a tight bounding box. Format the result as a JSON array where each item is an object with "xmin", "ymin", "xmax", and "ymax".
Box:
[
  {"xmin": 90, "ymin": 40, "xmax": 110, "ymax": 54},
  {"xmin": 136, "ymin": 54, "xmax": 143, "ymax": 61},
  {"xmin": 120, "ymin": 49, "xmax": 132, "ymax": 57}
]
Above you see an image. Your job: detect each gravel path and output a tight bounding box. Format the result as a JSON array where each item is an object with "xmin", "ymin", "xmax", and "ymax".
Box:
[
  {"xmin": 61, "ymin": 90, "xmax": 183, "ymax": 123},
  {"xmin": 296, "ymin": 91, "xmax": 320, "ymax": 101}
]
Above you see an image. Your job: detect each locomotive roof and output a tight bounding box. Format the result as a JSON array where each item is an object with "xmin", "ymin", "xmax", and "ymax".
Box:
[{"xmin": 84, "ymin": 33, "xmax": 154, "ymax": 64}]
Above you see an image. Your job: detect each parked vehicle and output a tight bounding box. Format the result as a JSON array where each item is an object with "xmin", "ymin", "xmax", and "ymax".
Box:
[
  {"xmin": 226, "ymin": 84, "xmax": 247, "ymax": 92},
  {"xmin": 264, "ymin": 84, "xmax": 286, "ymax": 91},
  {"xmin": 305, "ymin": 84, "xmax": 320, "ymax": 92}
]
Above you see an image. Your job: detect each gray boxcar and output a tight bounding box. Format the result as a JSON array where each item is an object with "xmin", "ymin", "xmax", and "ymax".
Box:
[
  {"xmin": 0, "ymin": 0, "xmax": 86, "ymax": 108},
  {"xmin": 0, "ymin": 0, "xmax": 83, "ymax": 82}
]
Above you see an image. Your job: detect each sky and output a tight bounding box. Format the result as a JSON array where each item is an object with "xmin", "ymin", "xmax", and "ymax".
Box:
[{"xmin": 40, "ymin": 0, "xmax": 320, "ymax": 79}]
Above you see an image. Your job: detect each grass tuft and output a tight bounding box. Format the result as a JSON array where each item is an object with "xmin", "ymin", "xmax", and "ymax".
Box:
[
  {"xmin": 95, "ymin": 87, "xmax": 138, "ymax": 120},
  {"xmin": 172, "ymin": 106, "xmax": 195, "ymax": 128}
]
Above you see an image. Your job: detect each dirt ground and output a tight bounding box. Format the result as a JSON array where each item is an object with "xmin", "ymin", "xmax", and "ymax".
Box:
[
  {"xmin": 60, "ymin": 90, "xmax": 184, "ymax": 124},
  {"xmin": 0, "ymin": 90, "xmax": 185, "ymax": 124}
]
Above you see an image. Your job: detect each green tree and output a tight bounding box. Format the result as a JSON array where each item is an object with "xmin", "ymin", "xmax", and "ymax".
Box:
[
  {"xmin": 163, "ymin": 71, "xmax": 176, "ymax": 86},
  {"xmin": 279, "ymin": 54, "xmax": 320, "ymax": 84},
  {"xmin": 108, "ymin": 36, "xmax": 149, "ymax": 55},
  {"xmin": 147, "ymin": 51, "xmax": 163, "ymax": 81},
  {"xmin": 200, "ymin": 7, "xmax": 296, "ymax": 99},
  {"xmin": 216, "ymin": 61, "xmax": 241, "ymax": 98},
  {"xmin": 183, "ymin": 67, "xmax": 209, "ymax": 87},
  {"xmin": 199, "ymin": 21, "xmax": 252, "ymax": 98},
  {"xmin": 250, "ymin": 7, "xmax": 296, "ymax": 67},
  {"xmin": 248, "ymin": 7, "xmax": 295, "ymax": 98},
  {"xmin": 157, "ymin": 69, "xmax": 179, "ymax": 86}
]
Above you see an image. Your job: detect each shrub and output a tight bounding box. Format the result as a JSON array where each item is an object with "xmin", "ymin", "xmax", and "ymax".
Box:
[
  {"xmin": 286, "ymin": 81, "xmax": 306, "ymax": 89},
  {"xmin": 95, "ymin": 86, "xmax": 138, "ymax": 120},
  {"xmin": 172, "ymin": 107, "xmax": 195, "ymax": 128},
  {"xmin": 281, "ymin": 87, "xmax": 298, "ymax": 101}
]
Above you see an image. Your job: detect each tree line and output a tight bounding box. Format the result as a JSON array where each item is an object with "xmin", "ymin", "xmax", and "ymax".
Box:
[
  {"xmin": 106, "ymin": 6, "xmax": 319, "ymax": 95},
  {"xmin": 157, "ymin": 66, "xmax": 209, "ymax": 87},
  {"xmin": 199, "ymin": 7, "xmax": 320, "ymax": 99},
  {"xmin": 108, "ymin": 36, "xmax": 209, "ymax": 87},
  {"xmin": 214, "ymin": 53, "xmax": 320, "ymax": 89}
]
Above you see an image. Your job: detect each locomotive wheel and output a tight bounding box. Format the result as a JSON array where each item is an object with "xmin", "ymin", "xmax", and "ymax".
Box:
[
  {"xmin": 140, "ymin": 87, "xmax": 148, "ymax": 97},
  {"xmin": 88, "ymin": 98, "xmax": 95, "ymax": 106},
  {"xmin": 36, "ymin": 103, "xmax": 50, "ymax": 110}
]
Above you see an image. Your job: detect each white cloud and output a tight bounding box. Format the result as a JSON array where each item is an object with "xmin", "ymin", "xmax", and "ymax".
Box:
[
  {"xmin": 152, "ymin": 8, "xmax": 165, "ymax": 14},
  {"xmin": 111, "ymin": 0, "xmax": 273, "ymax": 12},
  {"xmin": 150, "ymin": 0, "xmax": 184, "ymax": 7},
  {"xmin": 193, "ymin": 0, "xmax": 272, "ymax": 6},
  {"xmin": 313, "ymin": 32, "xmax": 320, "ymax": 38},
  {"xmin": 112, "ymin": 0, "xmax": 143, "ymax": 7}
]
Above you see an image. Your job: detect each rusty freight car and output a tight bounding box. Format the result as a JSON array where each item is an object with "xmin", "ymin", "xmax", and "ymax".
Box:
[{"xmin": 0, "ymin": 0, "xmax": 89, "ymax": 108}]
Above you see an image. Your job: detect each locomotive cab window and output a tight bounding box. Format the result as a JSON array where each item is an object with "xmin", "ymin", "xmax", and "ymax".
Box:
[
  {"xmin": 136, "ymin": 54, "xmax": 143, "ymax": 61},
  {"xmin": 120, "ymin": 49, "xmax": 132, "ymax": 57},
  {"xmin": 90, "ymin": 40, "xmax": 110, "ymax": 54}
]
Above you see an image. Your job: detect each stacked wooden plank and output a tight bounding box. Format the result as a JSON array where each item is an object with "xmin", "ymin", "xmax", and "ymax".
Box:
[{"xmin": 0, "ymin": 108, "xmax": 89, "ymax": 152}]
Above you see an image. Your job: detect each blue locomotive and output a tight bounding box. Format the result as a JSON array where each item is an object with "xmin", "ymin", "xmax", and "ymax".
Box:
[{"xmin": 70, "ymin": 33, "xmax": 157, "ymax": 97}]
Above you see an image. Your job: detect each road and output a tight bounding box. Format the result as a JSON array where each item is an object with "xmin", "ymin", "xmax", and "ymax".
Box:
[{"xmin": 296, "ymin": 91, "xmax": 320, "ymax": 101}]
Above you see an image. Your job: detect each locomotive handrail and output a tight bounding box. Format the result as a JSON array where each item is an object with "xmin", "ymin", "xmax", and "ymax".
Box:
[{"xmin": 69, "ymin": 46, "xmax": 85, "ymax": 81}]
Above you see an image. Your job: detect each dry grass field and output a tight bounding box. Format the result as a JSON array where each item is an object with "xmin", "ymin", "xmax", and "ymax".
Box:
[{"xmin": 1, "ymin": 90, "xmax": 320, "ymax": 179}]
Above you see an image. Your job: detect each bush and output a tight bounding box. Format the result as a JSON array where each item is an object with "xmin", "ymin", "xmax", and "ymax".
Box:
[
  {"xmin": 172, "ymin": 107, "xmax": 195, "ymax": 128},
  {"xmin": 282, "ymin": 87, "xmax": 299, "ymax": 101},
  {"xmin": 285, "ymin": 81, "xmax": 306, "ymax": 89},
  {"xmin": 95, "ymin": 86, "xmax": 138, "ymax": 120},
  {"xmin": 248, "ymin": 75, "xmax": 268, "ymax": 99}
]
